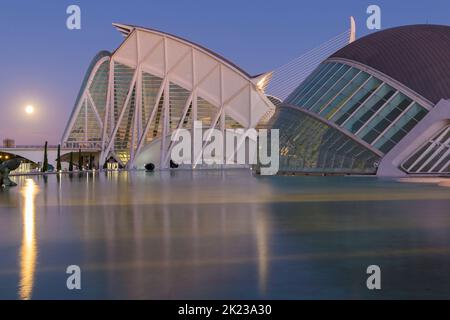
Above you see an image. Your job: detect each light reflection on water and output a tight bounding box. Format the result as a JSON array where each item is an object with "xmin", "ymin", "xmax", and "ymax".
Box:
[
  {"xmin": 19, "ymin": 179, "xmax": 38, "ymax": 300},
  {"xmin": 1, "ymin": 170, "xmax": 450, "ymax": 299}
]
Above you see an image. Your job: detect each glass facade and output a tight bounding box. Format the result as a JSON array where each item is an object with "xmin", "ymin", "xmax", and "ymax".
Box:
[
  {"xmin": 67, "ymin": 58, "xmax": 110, "ymax": 149},
  {"xmin": 271, "ymin": 106, "xmax": 381, "ymax": 174},
  {"xmin": 142, "ymin": 72, "xmax": 163, "ymax": 144},
  {"xmin": 285, "ymin": 61, "xmax": 429, "ymax": 155},
  {"xmin": 401, "ymin": 126, "xmax": 450, "ymax": 174},
  {"xmin": 89, "ymin": 59, "xmax": 109, "ymax": 122},
  {"xmin": 66, "ymin": 62, "xmax": 250, "ymax": 164}
]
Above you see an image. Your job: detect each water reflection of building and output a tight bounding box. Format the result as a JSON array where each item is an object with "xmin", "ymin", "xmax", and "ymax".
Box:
[
  {"xmin": 72, "ymin": 171, "xmax": 272, "ymax": 298},
  {"xmin": 19, "ymin": 179, "xmax": 38, "ymax": 300}
]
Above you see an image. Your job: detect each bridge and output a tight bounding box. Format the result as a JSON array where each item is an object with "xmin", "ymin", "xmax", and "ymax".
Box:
[{"xmin": 0, "ymin": 145, "xmax": 101, "ymax": 169}]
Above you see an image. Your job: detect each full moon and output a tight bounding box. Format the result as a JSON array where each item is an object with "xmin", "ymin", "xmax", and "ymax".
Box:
[{"xmin": 25, "ymin": 105, "xmax": 34, "ymax": 114}]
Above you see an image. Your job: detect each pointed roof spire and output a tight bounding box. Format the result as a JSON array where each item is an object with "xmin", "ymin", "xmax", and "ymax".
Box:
[
  {"xmin": 112, "ymin": 23, "xmax": 134, "ymax": 37},
  {"xmin": 349, "ymin": 16, "xmax": 356, "ymax": 43}
]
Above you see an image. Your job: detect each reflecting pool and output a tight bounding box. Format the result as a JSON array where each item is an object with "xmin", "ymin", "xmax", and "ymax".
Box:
[{"xmin": 1, "ymin": 170, "xmax": 450, "ymax": 299}]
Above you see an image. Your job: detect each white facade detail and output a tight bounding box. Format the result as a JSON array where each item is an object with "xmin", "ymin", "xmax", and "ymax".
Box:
[{"xmin": 378, "ymin": 99, "xmax": 450, "ymax": 176}]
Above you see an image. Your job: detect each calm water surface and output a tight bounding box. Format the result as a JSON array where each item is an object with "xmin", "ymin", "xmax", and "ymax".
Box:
[{"xmin": 1, "ymin": 170, "xmax": 450, "ymax": 299}]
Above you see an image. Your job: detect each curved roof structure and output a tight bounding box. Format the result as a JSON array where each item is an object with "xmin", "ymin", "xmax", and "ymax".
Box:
[
  {"xmin": 113, "ymin": 23, "xmax": 258, "ymax": 79},
  {"xmin": 330, "ymin": 25, "xmax": 450, "ymax": 104},
  {"xmin": 112, "ymin": 23, "xmax": 273, "ymax": 128}
]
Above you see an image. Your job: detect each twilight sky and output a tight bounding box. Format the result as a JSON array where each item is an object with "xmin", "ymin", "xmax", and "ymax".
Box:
[{"xmin": 0, "ymin": 0, "xmax": 448, "ymax": 144}]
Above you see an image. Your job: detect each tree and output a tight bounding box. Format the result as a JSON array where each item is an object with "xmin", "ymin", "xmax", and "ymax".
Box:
[
  {"xmin": 69, "ymin": 152, "xmax": 74, "ymax": 172},
  {"xmin": 42, "ymin": 141, "xmax": 48, "ymax": 173},
  {"xmin": 56, "ymin": 144, "xmax": 62, "ymax": 172},
  {"xmin": 78, "ymin": 149, "xmax": 83, "ymax": 171}
]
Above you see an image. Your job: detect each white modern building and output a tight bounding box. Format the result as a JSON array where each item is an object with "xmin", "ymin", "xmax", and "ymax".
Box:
[{"xmin": 61, "ymin": 23, "xmax": 276, "ymax": 169}]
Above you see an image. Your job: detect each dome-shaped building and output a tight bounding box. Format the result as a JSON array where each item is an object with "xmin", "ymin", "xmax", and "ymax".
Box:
[{"xmin": 270, "ymin": 25, "xmax": 450, "ymax": 176}]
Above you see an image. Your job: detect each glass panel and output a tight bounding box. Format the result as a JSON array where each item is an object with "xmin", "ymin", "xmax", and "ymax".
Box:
[
  {"xmin": 285, "ymin": 63, "xmax": 329, "ymax": 104},
  {"xmin": 147, "ymin": 94, "xmax": 165, "ymax": 141},
  {"xmin": 437, "ymin": 154, "xmax": 450, "ymax": 173},
  {"xmin": 267, "ymin": 106, "xmax": 381, "ymax": 174},
  {"xmin": 85, "ymin": 99, "xmax": 102, "ymax": 147},
  {"xmin": 303, "ymin": 64, "xmax": 350, "ymax": 110},
  {"xmin": 401, "ymin": 126, "xmax": 450, "ymax": 173},
  {"xmin": 358, "ymin": 93, "xmax": 412, "ymax": 144},
  {"xmin": 320, "ymin": 72, "xmax": 370, "ymax": 119},
  {"xmin": 421, "ymin": 147, "xmax": 448, "ymax": 172},
  {"xmin": 373, "ymin": 103, "xmax": 428, "ymax": 153},
  {"xmin": 142, "ymin": 72, "xmax": 163, "ymax": 143},
  {"xmin": 291, "ymin": 63, "xmax": 340, "ymax": 107},
  {"xmin": 169, "ymin": 82, "xmax": 191, "ymax": 131},
  {"xmin": 402, "ymin": 142, "xmax": 432, "ymax": 170},
  {"xmin": 331, "ymin": 77, "xmax": 382, "ymax": 125},
  {"xmin": 182, "ymin": 104, "xmax": 193, "ymax": 130},
  {"xmin": 112, "ymin": 63, "xmax": 135, "ymax": 140},
  {"xmin": 410, "ymin": 144, "xmax": 440, "ymax": 172},
  {"xmin": 343, "ymin": 84, "xmax": 396, "ymax": 133},
  {"xmin": 197, "ymin": 96, "xmax": 218, "ymax": 128},
  {"xmin": 309, "ymin": 67, "xmax": 359, "ymax": 114},
  {"xmin": 68, "ymin": 100, "xmax": 86, "ymax": 144},
  {"xmin": 89, "ymin": 60, "xmax": 109, "ymax": 121},
  {"xmin": 114, "ymin": 85, "xmax": 136, "ymax": 164},
  {"xmin": 225, "ymin": 115, "xmax": 243, "ymax": 129}
]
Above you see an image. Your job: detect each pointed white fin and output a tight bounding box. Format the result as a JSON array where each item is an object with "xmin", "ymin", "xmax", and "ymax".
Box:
[
  {"xmin": 112, "ymin": 23, "xmax": 134, "ymax": 37},
  {"xmin": 251, "ymin": 72, "xmax": 273, "ymax": 92},
  {"xmin": 349, "ymin": 16, "xmax": 356, "ymax": 43}
]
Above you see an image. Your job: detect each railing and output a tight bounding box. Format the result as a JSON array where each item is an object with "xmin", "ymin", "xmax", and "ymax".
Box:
[{"xmin": 62, "ymin": 142, "xmax": 102, "ymax": 149}]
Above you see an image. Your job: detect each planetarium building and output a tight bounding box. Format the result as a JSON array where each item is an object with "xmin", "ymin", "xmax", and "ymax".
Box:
[
  {"xmin": 270, "ymin": 25, "xmax": 450, "ymax": 176},
  {"xmin": 62, "ymin": 24, "xmax": 275, "ymax": 169}
]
